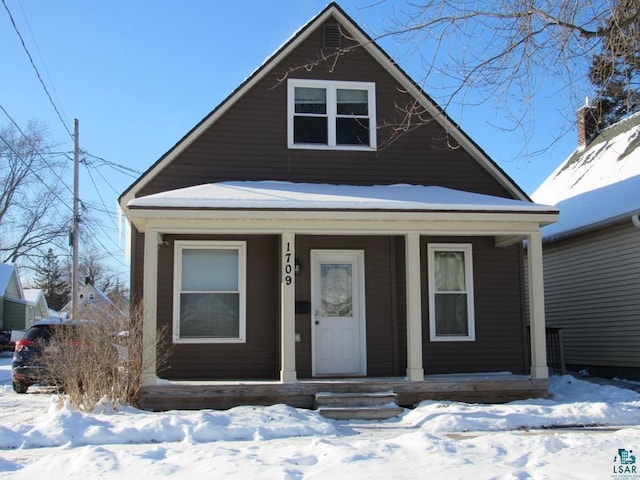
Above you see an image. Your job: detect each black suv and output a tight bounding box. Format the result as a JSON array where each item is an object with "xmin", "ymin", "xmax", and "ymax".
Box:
[{"xmin": 11, "ymin": 319, "xmax": 71, "ymax": 394}]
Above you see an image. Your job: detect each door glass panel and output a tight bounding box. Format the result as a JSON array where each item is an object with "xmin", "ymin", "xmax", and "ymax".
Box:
[{"xmin": 320, "ymin": 263, "xmax": 353, "ymax": 317}]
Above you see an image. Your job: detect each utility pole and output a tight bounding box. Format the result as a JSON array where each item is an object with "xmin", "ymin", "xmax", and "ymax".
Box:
[{"xmin": 71, "ymin": 119, "xmax": 79, "ymax": 320}]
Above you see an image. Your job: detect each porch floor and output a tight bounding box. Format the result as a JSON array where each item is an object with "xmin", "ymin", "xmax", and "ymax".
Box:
[{"xmin": 139, "ymin": 373, "xmax": 548, "ymax": 411}]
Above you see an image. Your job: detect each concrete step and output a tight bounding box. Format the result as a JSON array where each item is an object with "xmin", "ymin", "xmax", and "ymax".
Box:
[
  {"xmin": 315, "ymin": 391, "xmax": 398, "ymax": 408},
  {"xmin": 317, "ymin": 405, "xmax": 405, "ymax": 420}
]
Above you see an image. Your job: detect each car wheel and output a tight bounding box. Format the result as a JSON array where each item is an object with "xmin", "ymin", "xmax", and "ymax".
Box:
[{"xmin": 12, "ymin": 381, "xmax": 28, "ymax": 394}]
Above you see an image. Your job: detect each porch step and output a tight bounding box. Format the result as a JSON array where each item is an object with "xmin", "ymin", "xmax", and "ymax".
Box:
[{"xmin": 315, "ymin": 391, "xmax": 404, "ymax": 420}]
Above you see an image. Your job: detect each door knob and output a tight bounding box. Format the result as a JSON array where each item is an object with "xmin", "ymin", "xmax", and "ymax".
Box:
[{"xmin": 315, "ymin": 320, "xmax": 320, "ymax": 325}]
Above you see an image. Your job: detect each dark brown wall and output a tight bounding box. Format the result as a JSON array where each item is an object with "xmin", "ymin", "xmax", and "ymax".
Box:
[
  {"xmin": 144, "ymin": 231, "xmax": 526, "ymax": 380},
  {"xmin": 420, "ymin": 237, "xmax": 528, "ymax": 375},
  {"xmin": 136, "ymin": 17, "xmax": 513, "ymax": 200},
  {"xmin": 157, "ymin": 235, "xmax": 279, "ymax": 380}
]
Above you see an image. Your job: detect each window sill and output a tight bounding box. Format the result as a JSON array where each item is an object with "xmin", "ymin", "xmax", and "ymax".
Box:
[
  {"xmin": 429, "ymin": 336, "xmax": 476, "ymax": 342},
  {"xmin": 288, "ymin": 143, "xmax": 376, "ymax": 152},
  {"xmin": 173, "ymin": 337, "xmax": 247, "ymax": 344}
]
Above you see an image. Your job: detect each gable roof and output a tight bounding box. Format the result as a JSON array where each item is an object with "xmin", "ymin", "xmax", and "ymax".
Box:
[
  {"xmin": 22, "ymin": 288, "xmax": 43, "ymax": 303},
  {"xmin": 119, "ymin": 2, "xmax": 529, "ymax": 210},
  {"xmin": 0, "ymin": 263, "xmax": 23, "ymax": 300},
  {"xmin": 23, "ymin": 288, "xmax": 50, "ymax": 315},
  {"xmin": 532, "ymin": 111, "xmax": 640, "ymax": 241}
]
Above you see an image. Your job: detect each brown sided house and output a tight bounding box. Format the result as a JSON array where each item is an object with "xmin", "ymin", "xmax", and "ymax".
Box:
[{"xmin": 119, "ymin": 3, "xmax": 558, "ymax": 411}]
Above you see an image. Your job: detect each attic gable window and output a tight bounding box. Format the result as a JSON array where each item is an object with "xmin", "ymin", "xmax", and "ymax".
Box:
[{"xmin": 288, "ymin": 79, "xmax": 376, "ymax": 150}]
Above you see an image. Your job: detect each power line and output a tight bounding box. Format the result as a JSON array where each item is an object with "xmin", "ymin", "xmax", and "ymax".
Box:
[
  {"xmin": 0, "ymin": 110, "xmax": 73, "ymax": 217},
  {"xmin": 84, "ymin": 163, "xmax": 119, "ymax": 230},
  {"xmin": 81, "ymin": 220, "xmax": 129, "ymax": 269},
  {"xmin": 16, "ymin": 0, "xmax": 69, "ymax": 125},
  {"xmin": 2, "ymin": 0, "xmax": 73, "ymax": 139},
  {"xmin": 83, "ymin": 152, "xmax": 142, "ymax": 177},
  {"xmin": 0, "ymin": 102, "xmax": 74, "ymax": 198}
]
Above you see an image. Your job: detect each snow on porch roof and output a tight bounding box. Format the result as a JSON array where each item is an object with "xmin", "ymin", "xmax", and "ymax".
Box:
[{"xmin": 128, "ymin": 181, "xmax": 555, "ymax": 213}]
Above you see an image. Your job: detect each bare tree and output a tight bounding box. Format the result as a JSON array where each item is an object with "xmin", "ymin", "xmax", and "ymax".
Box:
[
  {"xmin": 0, "ymin": 121, "xmax": 69, "ymax": 267},
  {"xmin": 283, "ymin": 1, "xmax": 639, "ymax": 149},
  {"xmin": 370, "ymin": 1, "xmax": 639, "ymax": 145}
]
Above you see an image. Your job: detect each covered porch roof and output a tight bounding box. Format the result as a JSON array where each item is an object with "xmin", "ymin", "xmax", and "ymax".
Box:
[
  {"xmin": 128, "ymin": 181, "xmax": 555, "ymax": 213},
  {"xmin": 126, "ymin": 182, "xmax": 558, "ymax": 247}
]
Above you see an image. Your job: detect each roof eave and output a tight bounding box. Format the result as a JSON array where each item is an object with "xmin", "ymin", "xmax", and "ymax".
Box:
[
  {"xmin": 127, "ymin": 206, "xmax": 558, "ymax": 234},
  {"xmin": 543, "ymin": 210, "xmax": 640, "ymax": 245}
]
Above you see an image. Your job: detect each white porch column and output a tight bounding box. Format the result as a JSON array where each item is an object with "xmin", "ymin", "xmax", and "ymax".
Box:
[
  {"xmin": 142, "ymin": 229, "xmax": 160, "ymax": 386},
  {"xmin": 527, "ymin": 231, "xmax": 549, "ymax": 379},
  {"xmin": 280, "ymin": 232, "xmax": 297, "ymax": 382},
  {"xmin": 405, "ymin": 233, "xmax": 424, "ymax": 381}
]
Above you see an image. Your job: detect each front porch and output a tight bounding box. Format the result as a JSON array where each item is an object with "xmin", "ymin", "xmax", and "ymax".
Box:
[{"xmin": 139, "ymin": 373, "xmax": 548, "ymax": 411}]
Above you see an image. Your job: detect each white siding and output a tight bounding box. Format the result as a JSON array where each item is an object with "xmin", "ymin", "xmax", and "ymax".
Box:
[{"xmin": 542, "ymin": 223, "xmax": 640, "ymax": 368}]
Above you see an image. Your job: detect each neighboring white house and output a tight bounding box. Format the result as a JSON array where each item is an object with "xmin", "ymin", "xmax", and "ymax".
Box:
[
  {"xmin": 532, "ymin": 109, "xmax": 640, "ymax": 380},
  {"xmin": 61, "ymin": 281, "xmax": 116, "ymax": 319}
]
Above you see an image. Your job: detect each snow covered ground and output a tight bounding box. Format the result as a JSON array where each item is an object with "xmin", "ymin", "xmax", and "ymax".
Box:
[{"xmin": 1, "ymin": 352, "xmax": 639, "ymax": 479}]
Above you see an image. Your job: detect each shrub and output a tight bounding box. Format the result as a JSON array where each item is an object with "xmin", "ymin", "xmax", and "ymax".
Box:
[{"xmin": 41, "ymin": 302, "xmax": 170, "ymax": 411}]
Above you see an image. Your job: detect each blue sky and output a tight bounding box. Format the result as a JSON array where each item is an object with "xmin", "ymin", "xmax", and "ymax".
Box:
[{"xmin": 1, "ymin": 0, "xmax": 586, "ymax": 278}]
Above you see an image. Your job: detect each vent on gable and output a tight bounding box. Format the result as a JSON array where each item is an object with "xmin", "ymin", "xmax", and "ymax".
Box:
[{"xmin": 323, "ymin": 24, "xmax": 342, "ymax": 49}]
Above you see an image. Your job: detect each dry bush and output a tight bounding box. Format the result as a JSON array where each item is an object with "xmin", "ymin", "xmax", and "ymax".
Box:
[{"xmin": 42, "ymin": 301, "xmax": 171, "ymax": 411}]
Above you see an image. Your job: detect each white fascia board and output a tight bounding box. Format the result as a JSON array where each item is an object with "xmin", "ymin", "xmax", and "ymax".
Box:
[{"xmin": 128, "ymin": 208, "xmax": 557, "ymax": 236}]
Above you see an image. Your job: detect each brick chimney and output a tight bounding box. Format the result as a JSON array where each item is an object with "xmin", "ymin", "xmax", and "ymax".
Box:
[{"xmin": 577, "ymin": 102, "xmax": 598, "ymax": 149}]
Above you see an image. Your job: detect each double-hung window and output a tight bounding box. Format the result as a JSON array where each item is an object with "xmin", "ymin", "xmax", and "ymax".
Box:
[
  {"xmin": 427, "ymin": 244, "xmax": 475, "ymax": 341},
  {"xmin": 288, "ymin": 79, "xmax": 376, "ymax": 150},
  {"xmin": 173, "ymin": 241, "xmax": 246, "ymax": 343}
]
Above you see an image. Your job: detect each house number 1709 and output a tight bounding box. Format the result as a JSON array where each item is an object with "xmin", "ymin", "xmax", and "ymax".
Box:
[{"xmin": 284, "ymin": 242, "xmax": 293, "ymax": 285}]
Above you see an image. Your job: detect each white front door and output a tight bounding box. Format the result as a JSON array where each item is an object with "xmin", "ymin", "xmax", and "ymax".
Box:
[{"xmin": 311, "ymin": 250, "xmax": 366, "ymax": 376}]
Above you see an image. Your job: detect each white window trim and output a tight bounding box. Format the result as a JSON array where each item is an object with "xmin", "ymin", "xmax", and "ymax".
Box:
[
  {"xmin": 173, "ymin": 240, "xmax": 247, "ymax": 344},
  {"xmin": 427, "ymin": 243, "xmax": 476, "ymax": 342},
  {"xmin": 287, "ymin": 78, "xmax": 377, "ymax": 151}
]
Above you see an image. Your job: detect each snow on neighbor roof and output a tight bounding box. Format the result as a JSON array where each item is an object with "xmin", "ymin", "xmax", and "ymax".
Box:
[
  {"xmin": 532, "ymin": 111, "xmax": 640, "ymax": 206},
  {"xmin": 0, "ymin": 264, "xmax": 14, "ymax": 295},
  {"xmin": 532, "ymin": 111, "xmax": 640, "ymax": 240},
  {"xmin": 128, "ymin": 181, "xmax": 553, "ymax": 213},
  {"xmin": 22, "ymin": 289, "xmax": 43, "ymax": 303},
  {"xmin": 539, "ymin": 174, "xmax": 640, "ymax": 241},
  {"xmin": 0, "ymin": 263, "xmax": 22, "ymax": 299}
]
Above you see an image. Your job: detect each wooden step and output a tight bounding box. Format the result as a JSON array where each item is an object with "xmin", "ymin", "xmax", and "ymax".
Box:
[
  {"xmin": 315, "ymin": 391, "xmax": 403, "ymax": 420},
  {"xmin": 317, "ymin": 405, "xmax": 404, "ymax": 420},
  {"xmin": 314, "ymin": 391, "xmax": 398, "ymax": 408}
]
